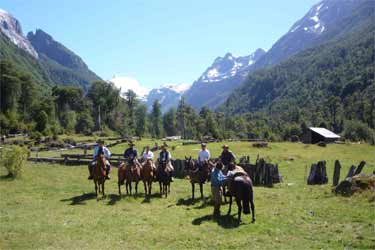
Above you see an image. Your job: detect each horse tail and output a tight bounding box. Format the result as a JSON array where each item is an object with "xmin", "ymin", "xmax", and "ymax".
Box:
[{"xmin": 242, "ymin": 181, "xmax": 251, "ymax": 214}]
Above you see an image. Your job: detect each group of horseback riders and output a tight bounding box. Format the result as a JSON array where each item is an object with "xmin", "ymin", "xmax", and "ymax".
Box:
[
  {"xmin": 88, "ymin": 140, "xmax": 174, "ymax": 181},
  {"xmin": 88, "ymin": 140, "xmax": 252, "ymax": 219}
]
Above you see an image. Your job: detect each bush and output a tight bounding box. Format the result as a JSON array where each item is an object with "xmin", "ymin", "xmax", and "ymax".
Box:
[
  {"xmin": 30, "ymin": 131, "xmax": 43, "ymax": 142},
  {"xmin": 0, "ymin": 145, "xmax": 28, "ymax": 178},
  {"xmin": 343, "ymin": 120, "xmax": 374, "ymax": 142}
]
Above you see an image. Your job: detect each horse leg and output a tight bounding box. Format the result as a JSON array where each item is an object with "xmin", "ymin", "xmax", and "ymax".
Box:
[
  {"xmin": 236, "ymin": 197, "xmax": 242, "ymax": 224},
  {"xmin": 199, "ymin": 183, "xmax": 203, "ymax": 200},
  {"xmin": 118, "ymin": 182, "xmax": 121, "ymax": 196},
  {"xmin": 159, "ymin": 182, "xmax": 162, "ymax": 196},
  {"xmin": 94, "ymin": 181, "xmax": 98, "ymax": 198},
  {"xmin": 129, "ymin": 182, "xmax": 132, "ymax": 195},
  {"xmin": 149, "ymin": 181, "xmax": 152, "ymax": 196},
  {"xmin": 143, "ymin": 181, "xmax": 147, "ymax": 197},
  {"xmin": 223, "ymin": 186, "xmax": 227, "ymax": 203},
  {"xmin": 191, "ymin": 183, "xmax": 195, "ymax": 200},
  {"xmin": 135, "ymin": 181, "xmax": 138, "ymax": 195},
  {"xmin": 125, "ymin": 181, "xmax": 129, "ymax": 195},
  {"xmin": 227, "ymin": 195, "xmax": 232, "ymax": 215},
  {"xmin": 250, "ymin": 188, "xmax": 256, "ymax": 223}
]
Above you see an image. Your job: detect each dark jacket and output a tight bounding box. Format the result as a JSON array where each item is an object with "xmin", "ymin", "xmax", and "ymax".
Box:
[{"xmin": 220, "ymin": 150, "xmax": 236, "ymax": 166}]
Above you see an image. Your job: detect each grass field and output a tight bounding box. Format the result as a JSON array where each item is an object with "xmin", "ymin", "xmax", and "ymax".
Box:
[{"xmin": 1, "ymin": 141, "xmax": 374, "ymax": 249}]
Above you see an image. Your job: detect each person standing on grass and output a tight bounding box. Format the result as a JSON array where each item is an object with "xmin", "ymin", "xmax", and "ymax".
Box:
[
  {"xmin": 197, "ymin": 143, "xmax": 210, "ymax": 170},
  {"xmin": 88, "ymin": 140, "xmax": 111, "ymax": 180},
  {"xmin": 211, "ymin": 161, "xmax": 226, "ymax": 217}
]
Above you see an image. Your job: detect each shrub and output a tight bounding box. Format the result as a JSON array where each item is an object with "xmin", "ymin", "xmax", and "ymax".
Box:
[
  {"xmin": 0, "ymin": 145, "xmax": 28, "ymax": 178},
  {"xmin": 343, "ymin": 120, "xmax": 374, "ymax": 142}
]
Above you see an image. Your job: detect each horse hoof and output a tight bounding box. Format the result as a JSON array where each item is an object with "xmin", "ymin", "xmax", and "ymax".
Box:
[{"xmin": 252, "ymin": 219, "xmax": 256, "ymax": 223}]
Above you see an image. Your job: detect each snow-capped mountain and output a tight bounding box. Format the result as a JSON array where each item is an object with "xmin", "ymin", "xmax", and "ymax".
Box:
[
  {"xmin": 184, "ymin": 48, "xmax": 266, "ymax": 109},
  {"xmin": 109, "ymin": 76, "xmax": 190, "ymax": 112},
  {"xmin": 146, "ymin": 83, "xmax": 190, "ymax": 112},
  {"xmin": 198, "ymin": 49, "xmax": 266, "ymax": 83},
  {"xmin": 253, "ymin": 0, "xmax": 364, "ymax": 69},
  {"xmin": 0, "ymin": 8, "xmax": 38, "ymax": 58}
]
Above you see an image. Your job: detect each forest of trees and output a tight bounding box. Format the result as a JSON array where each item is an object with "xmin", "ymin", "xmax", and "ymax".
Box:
[{"xmin": 1, "ymin": 55, "xmax": 374, "ymax": 143}]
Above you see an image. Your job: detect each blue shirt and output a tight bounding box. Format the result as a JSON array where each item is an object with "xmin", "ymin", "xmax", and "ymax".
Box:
[
  {"xmin": 211, "ymin": 168, "xmax": 225, "ymax": 187},
  {"xmin": 124, "ymin": 147, "xmax": 138, "ymax": 159},
  {"xmin": 93, "ymin": 146, "xmax": 111, "ymax": 160}
]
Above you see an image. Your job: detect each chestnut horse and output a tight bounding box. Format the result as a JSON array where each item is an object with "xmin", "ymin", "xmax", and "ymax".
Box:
[
  {"xmin": 141, "ymin": 159, "xmax": 154, "ymax": 197},
  {"xmin": 156, "ymin": 161, "xmax": 171, "ymax": 198},
  {"xmin": 93, "ymin": 154, "xmax": 107, "ymax": 199},
  {"xmin": 184, "ymin": 157, "xmax": 212, "ymax": 200},
  {"xmin": 118, "ymin": 159, "xmax": 141, "ymax": 195}
]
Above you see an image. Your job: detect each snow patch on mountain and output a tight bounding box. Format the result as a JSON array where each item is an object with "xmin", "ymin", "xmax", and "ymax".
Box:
[
  {"xmin": 289, "ymin": 1, "xmax": 327, "ymax": 35},
  {"xmin": 198, "ymin": 49, "xmax": 266, "ymax": 83},
  {"xmin": 160, "ymin": 83, "xmax": 190, "ymax": 93},
  {"xmin": 0, "ymin": 8, "xmax": 38, "ymax": 58}
]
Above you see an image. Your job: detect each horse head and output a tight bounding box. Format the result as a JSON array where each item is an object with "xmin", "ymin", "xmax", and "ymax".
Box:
[{"xmin": 184, "ymin": 156, "xmax": 195, "ymax": 171}]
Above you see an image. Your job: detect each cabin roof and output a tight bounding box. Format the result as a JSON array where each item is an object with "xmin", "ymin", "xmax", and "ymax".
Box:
[{"xmin": 309, "ymin": 127, "xmax": 340, "ymax": 138}]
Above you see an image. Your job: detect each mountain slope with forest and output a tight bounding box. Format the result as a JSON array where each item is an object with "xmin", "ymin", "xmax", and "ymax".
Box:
[{"xmin": 222, "ymin": 20, "xmax": 375, "ymax": 134}]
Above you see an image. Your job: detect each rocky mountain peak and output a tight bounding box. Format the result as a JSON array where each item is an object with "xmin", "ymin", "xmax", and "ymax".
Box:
[{"xmin": 0, "ymin": 8, "xmax": 38, "ymax": 58}]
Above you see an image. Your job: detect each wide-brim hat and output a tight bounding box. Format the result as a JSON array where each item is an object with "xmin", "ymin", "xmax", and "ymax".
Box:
[
  {"xmin": 222, "ymin": 144, "xmax": 229, "ymax": 149},
  {"xmin": 128, "ymin": 140, "xmax": 135, "ymax": 146},
  {"xmin": 201, "ymin": 143, "xmax": 206, "ymax": 147},
  {"xmin": 162, "ymin": 142, "xmax": 169, "ymax": 148},
  {"xmin": 97, "ymin": 139, "xmax": 104, "ymax": 144}
]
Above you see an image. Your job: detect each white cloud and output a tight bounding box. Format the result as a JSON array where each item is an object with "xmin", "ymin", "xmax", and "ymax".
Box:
[{"xmin": 109, "ymin": 76, "xmax": 150, "ymax": 98}]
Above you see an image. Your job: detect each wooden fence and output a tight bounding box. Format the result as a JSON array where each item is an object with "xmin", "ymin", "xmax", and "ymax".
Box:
[{"xmin": 27, "ymin": 154, "xmax": 281, "ymax": 187}]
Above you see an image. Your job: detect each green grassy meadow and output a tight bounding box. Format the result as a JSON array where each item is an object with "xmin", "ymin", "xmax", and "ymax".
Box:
[{"xmin": 1, "ymin": 141, "xmax": 375, "ymax": 249}]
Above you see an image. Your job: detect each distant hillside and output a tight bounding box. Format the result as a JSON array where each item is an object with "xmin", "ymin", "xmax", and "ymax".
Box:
[
  {"xmin": 222, "ymin": 21, "xmax": 375, "ymax": 131},
  {"xmin": 0, "ymin": 31, "xmax": 52, "ymax": 89},
  {"xmin": 0, "ymin": 9, "xmax": 100, "ymax": 90},
  {"xmin": 27, "ymin": 29, "xmax": 100, "ymax": 90}
]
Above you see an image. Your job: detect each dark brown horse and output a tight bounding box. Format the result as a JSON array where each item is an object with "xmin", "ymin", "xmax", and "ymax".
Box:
[
  {"xmin": 118, "ymin": 159, "xmax": 141, "ymax": 195},
  {"xmin": 141, "ymin": 159, "xmax": 154, "ymax": 197},
  {"xmin": 184, "ymin": 156, "xmax": 212, "ymax": 200},
  {"xmin": 156, "ymin": 161, "xmax": 171, "ymax": 198},
  {"xmin": 93, "ymin": 154, "xmax": 107, "ymax": 200},
  {"xmin": 225, "ymin": 172, "xmax": 255, "ymax": 223}
]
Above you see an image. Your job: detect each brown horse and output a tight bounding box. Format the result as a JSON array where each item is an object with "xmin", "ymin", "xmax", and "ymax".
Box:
[
  {"xmin": 125, "ymin": 159, "xmax": 142, "ymax": 195},
  {"xmin": 225, "ymin": 171, "xmax": 256, "ymax": 223},
  {"xmin": 156, "ymin": 161, "xmax": 171, "ymax": 198},
  {"xmin": 184, "ymin": 156, "xmax": 212, "ymax": 201},
  {"xmin": 93, "ymin": 154, "xmax": 107, "ymax": 200},
  {"xmin": 141, "ymin": 159, "xmax": 154, "ymax": 197}
]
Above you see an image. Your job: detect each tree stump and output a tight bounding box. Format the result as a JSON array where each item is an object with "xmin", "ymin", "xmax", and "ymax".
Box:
[
  {"xmin": 354, "ymin": 161, "xmax": 366, "ymax": 175},
  {"xmin": 333, "ymin": 160, "xmax": 341, "ymax": 186}
]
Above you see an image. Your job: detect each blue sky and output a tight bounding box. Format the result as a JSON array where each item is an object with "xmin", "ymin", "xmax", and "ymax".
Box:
[{"xmin": 2, "ymin": 0, "xmax": 319, "ymax": 88}]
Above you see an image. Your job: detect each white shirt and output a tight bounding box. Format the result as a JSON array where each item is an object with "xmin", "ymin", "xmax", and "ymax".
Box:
[
  {"xmin": 198, "ymin": 149, "xmax": 210, "ymax": 162},
  {"xmin": 142, "ymin": 151, "xmax": 154, "ymax": 160}
]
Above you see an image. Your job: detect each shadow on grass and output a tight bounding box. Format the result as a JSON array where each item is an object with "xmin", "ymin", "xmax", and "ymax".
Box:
[
  {"xmin": 0, "ymin": 174, "xmax": 14, "ymax": 181},
  {"xmin": 60, "ymin": 192, "xmax": 96, "ymax": 205},
  {"xmin": 107, "ymin": 194, "xmax": 121, "ymax": 205},
  {"xmin": 176, "ymin": 197, "xmax": 201, "ymax": 206},
  {"xmin": 192, "ymin": 214, "xmax": 240, "ymax": 229}
]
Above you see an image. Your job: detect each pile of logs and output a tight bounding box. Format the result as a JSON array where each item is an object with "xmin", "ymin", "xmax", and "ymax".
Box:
[
  {"xmin": 307, "ymin": 161, "xmax": 328, "ymax": 185},
  {"xmin": 333, "ymin": 161, "xmax": 375, "ymax": 196},
  {"xmin": 239, "ymin": 158, "xmax": 281, "ymax": 187}
]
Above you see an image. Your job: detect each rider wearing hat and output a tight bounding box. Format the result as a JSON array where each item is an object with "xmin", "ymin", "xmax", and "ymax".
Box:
[
  {"xmin": 157, "ymin": 143, "xmax": 174, "ymax": 181},
  {"xmin": 220, "ymin": 144, "xmax": 236, "ymax": 172},
  {"xmin": 198, "ymin": 143, "xmax": 210, "ymax": 170},
  {"xmin": 123, "ymin": 141, "xmax": 139, "ymax": 166},
  {"xmin": 88, "ymin": 139, "xmax": 111, "ymax": 179}
]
